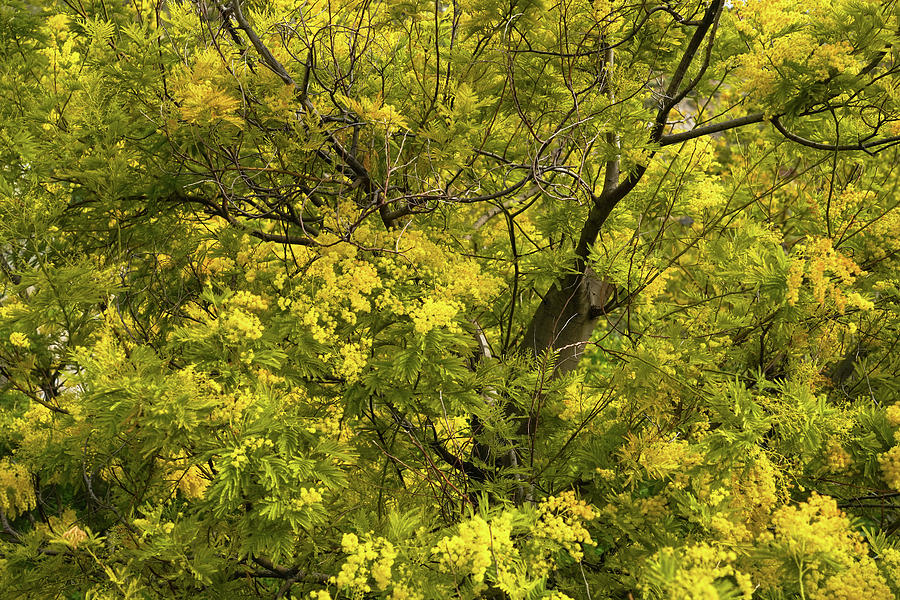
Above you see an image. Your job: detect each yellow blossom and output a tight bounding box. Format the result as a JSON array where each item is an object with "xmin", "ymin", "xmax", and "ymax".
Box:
[
  {"xmin": 0, "ymin": 459, "xmax": 36, "ymax": 518},
  {"xmin": 887, "ymin": 404, "xmax": 900, "ymax": 427},
  {"xmin": 9, "ymin": 331, "xmax": 29, "ymax": 348},
  {"xmin": 177, "ymin": 465, "xmax": 209, "ymax": 500},
  {"xmin": 879, "ymin": 446, "xmax": 900, "ymax": 490},
  {"xmin": 333, "ymin": 534, "xmax": 396, "ymax": 593},
  {"xmin": 219, "ymin": 307, "xmax": 264, "ymax": 342},
  {"xmin": 825, "ymin": 440, "xmax": 851, "ymax": 473},
  {"xmin": 534, "ymin": 491, "xmax": 597, "ymax": 562},
  {"xmin": 809, "ymin": 559, "xmax": 893, "ymax": 600},
  {"xmin": 643, "ymin": 543, "xmax": 754, "ymax": 600},
  {"xmin": 411, "ymin": 298, "xmax": 460, "ymax": 333},
  {"xmin": 432, "ymin": 514, "xmax": 516, "ymax": 582}
]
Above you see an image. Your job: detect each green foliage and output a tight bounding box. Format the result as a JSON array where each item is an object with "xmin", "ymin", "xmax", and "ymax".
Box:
[{"xmin": 2, "ymin": 0, "xmax": 900, "ymax": 598}]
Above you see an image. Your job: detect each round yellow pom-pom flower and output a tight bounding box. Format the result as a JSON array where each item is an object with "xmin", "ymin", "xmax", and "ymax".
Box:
[
  {"xmin": 879, "ymin": 446, "xmax": 900, "ymax": 490},
  {"xmin": 886, "ymin": 404, "xmax": 900, "ymax": 427}
]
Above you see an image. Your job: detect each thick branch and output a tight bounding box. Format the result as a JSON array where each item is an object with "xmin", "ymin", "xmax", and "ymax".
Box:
[
  {"xmin": 248, "ymin": 557, "xmax": 330, "ymax": 584},
  {"xmin": 520, "ymin": 1, "xmax": 725, "ymax": 376},
  {"xmin": 9, "ymin": 382, "xmax": 70, "ymax": 415},
  {"xmin": 665, "ymin": 1, "xmax": 724, "ymax": 111},
  {"xmin": 574, "ymin": 169, "xmax": 645, "ymax": 262},
  {"xmin": 659, "ymin": 112, "xmax": 766, "ymax": 145},
  {"xmin": 771, "ymin": 116, "xmax": 900, "ymax": 153},
  {"xmin": 602, "ymin": 44, "xmax": 620, "ymax": 195},
  {"xmin": 654, "ymin": 0, "xmax": 725, "ymax": 134}
]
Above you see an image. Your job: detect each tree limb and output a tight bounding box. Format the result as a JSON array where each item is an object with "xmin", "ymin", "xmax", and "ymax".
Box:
[
  {"xmin": 659, "ymin": 112, "xmax": 766, "ymax": 146},
  {"xmin": 771, "ymin": 115, "xmax": 900, "ymax": 154}
]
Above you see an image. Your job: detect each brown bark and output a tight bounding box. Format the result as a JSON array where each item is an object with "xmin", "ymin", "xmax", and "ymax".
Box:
[{"xmin": 519, "ymin": 268, "xmax": 615, "ymax": 376}]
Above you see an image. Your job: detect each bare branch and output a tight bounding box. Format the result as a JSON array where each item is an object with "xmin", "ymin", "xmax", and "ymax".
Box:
[
  {"xmin": 659, "ymin": 112, "xmax": 766, "ymax": 146},
  {"xmin": 771, "ymin": 116, "xmax": 900, "ymax": 154}
]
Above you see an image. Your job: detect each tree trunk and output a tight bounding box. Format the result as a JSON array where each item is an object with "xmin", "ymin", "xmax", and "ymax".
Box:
[{"xmin": 520, "ymin": 268, "xmax": 615, "ymax": 376}]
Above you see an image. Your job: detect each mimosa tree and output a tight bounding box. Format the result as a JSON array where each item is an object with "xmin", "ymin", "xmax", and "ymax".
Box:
[{"xmin": 2, "ymin": 0, "xmax": 900, "ymax": 598}]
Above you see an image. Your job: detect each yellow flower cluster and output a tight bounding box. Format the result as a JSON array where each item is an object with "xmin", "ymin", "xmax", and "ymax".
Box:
[
  {"xmin": 227, "ymin": 436, "xmax": 274, "ymax": 470},
  {"xmin": 825, "ymin": 440, "xmax": 852, "ymax": 473},
  {"xmin": 636, "ymin": 266, "xmax": 676, "ymax": 308},
  {"xmin": 211, "ymin": 387, "xmax": 254, "ymax": 425},
  {"xmin": 645, "ymin": 543, "xmax": 754, "ymax": 600},
  {"xmin": 878, "ymin": 406, "xmax": 900, "ymax": 489},
  {"xmin": 284, "ymin": 488, "xmax": 325, "ymax": 516},
  {"xmin": 432, "ymin": 514, "xmax": 515, "ymax": 583},
  {"xmin": 687, "ymin": 175, "xmax": 727, "ymax": 212},
  {"xmin": 299, "ymin": 487, "xmax": 323, "ymax": 505},
  {"xmin": 298, "ymin": 306, "xmax": 338, "ymax": 344},
  {"xmin": 278, "ymin": 244, "xmax": 384, "ymax": 345},
  {"xmin": 228, "ymin": 446, "xmax": 251, "ymax": 470},
  {"xmin": 0, "ymin": 459, "xmax": 36, "ymax": 518},
  {"xmin": 311, "ymin": 404, "xmax": 344, "ymax": 439},
  {"xmin": 599, "ymin": 491, "xmax": 669, "ymax": 544},
  {"xmin": 879, "ymin": 446, "xmax": 900, "ymax": 490},
  {"xmin": 728, "ymin": 451, "xmax": 779, "ymax": 535},
  {"xmin": 219, "ymin": 307, "xmax": 264, "ymax": 343},
  {"xmin": 391, "ymin": 229, "xmax": 502, "ymax": 304},
  {"xmin": 387, "ymin": 583, "xmax": 423, "ymax": 600},
  {"xmin": 534, "ymin": 491, "xmax": 596, "ymax": 561},
  {"xmin": 177, "ymin": 465, "xmax": 209, "ymax": 500},
  {"xmin": 255, "ymin": 367, "xmax": 285, "ymax": 387},
  {"xmin": 809, "ymin": 560, "xmax": 893, "ymax": 600},
  {"xmin": 878, "ymin": 547, "xmax": 900, "ymax": 590},
  {"xmin": 626, "ymin": 435, "xmax": 702, "ymax": 484},
  {"xmin": 38, "ymin": 28, "xmax": 80, "ymax": 72},
  {"xmin": 766, "ymin": 493, "xmax": 865, "ymax": 572},
  {"xmin": 846, "ymin": 292, "xmax": 875, "ymax": 311},
  {"xmin": 732, "ymin": 0, "xmax": 858, "ymax": 108},
  {"xmin": 786, "ymin": 238, "xmax": 864, "ymax": 310},
  {"xmin": 228, "ymin": 290, "xmax": 269, "ymax": 312},
  {"xmin": 826, "ymin": 186, "xmax": 870, "ymax": 227},
  {"xmin": 0, "ymin": 299, "xmax": 24, "ymax": 319},
  {"xmin": 808, "ymin": 41, "xmax": 857, "ymax": 79},
  {"xmin": 46, "ymin": 13, "xmax": 70, "ymax": 35},
  {"xmin": 12, "ymin": 404, "xmax": 57, "ymax": 452},
  {"xmin": 637, "ymin": 495, "xmax": 668, "ymax": 520},
  {"xmin": 8, "ymin": 331, "xmax": 29, "ymax": 348},
  {"xmin": 410, "ymin": 298, "xmax": 461, "ymax": 334},
  {"xmin": 332, "ymin": 533, "xmax": 397, "ymax": 593},
  {"xmin": 786, "ymin": 262, "xmax": 804, "ymax": 306},
  {"xmin": 337, "ymin": 341, "xmax": 369, "ymax": 382},
  {"xmin": 887, "ymin": 403, "xmax": 900, "ymax": 427},
  {"xmin": 736, "ymin": 37, "xmax": 809, "ymax": 100}
]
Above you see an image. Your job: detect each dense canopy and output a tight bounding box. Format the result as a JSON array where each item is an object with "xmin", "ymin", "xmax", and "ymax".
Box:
[{"xmin": 2, "ymin": 0, "xmax": 900, "ymax": 598}]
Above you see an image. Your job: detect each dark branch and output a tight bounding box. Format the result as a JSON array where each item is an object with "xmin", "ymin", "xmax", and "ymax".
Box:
[
  {"xmin": 659, "ymin": 113, "xmax": 766, "ymax": 146},
  {"xmin": 771, "ymin": 116, "xmax": 900, "ymax": 154}
]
